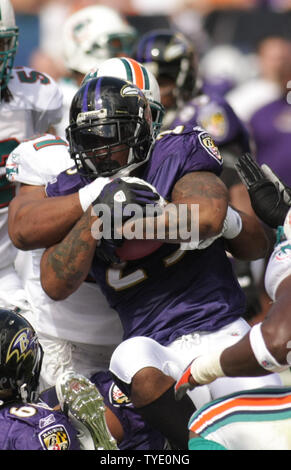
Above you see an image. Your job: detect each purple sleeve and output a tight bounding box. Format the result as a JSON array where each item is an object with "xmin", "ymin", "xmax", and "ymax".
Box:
[
  {"xmin": 144, "ymin": 125, "xmax": 223, "ymax": 200},
  {"xmin": 46, "ymin": 166, "xmax": 88, "ymax": 197}
]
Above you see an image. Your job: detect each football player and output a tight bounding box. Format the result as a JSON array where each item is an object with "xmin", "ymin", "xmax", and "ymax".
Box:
[
  {"xmin": 0, "ymin": 0, "xmax": 63, "ymax": 315},
  {"xmin": 0, "ymin": 308, "xmax": 81, "ymax": 450},
  {"xmin": 134, "ymin": 29, "xmax": 249, "ymax": 150},
  {"xmin": 134, "ymin": 29, "xmax": 197, "ymax": 130},
  {"xmin": 55, "ymin": 4, "xmax": 137, "ymax": 139},
  {"xmin": 134, "ymin": 29, "xmax": 262, "ymax": 321},
  {"xmin": 39, "ymin": 76, "xmax": 281, "ymax": 450},
  {"xmin": 0, "ymin": 307, "xmax": 136, "ymax": 451}
]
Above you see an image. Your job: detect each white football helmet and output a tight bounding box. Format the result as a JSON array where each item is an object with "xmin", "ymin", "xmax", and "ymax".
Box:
[
  {"xmin": 82, "ymin": 57, "xmax": 165, "ymax": 136},
  {"xmin": 0, "ymin": 0, "xmax": 18, "ymax": 91},
  {"xmin": 62, "ymin": 5, "xmax": 137, "ymax": 75}
]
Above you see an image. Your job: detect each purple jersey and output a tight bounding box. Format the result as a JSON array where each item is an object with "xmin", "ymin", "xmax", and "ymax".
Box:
[
  {"xmin": 47, "ymin": 125, "xmax": 246, "ymax": 344},
  {"xmin": 170, "ymin": 93, "xmax": 250, "ymax": 153},
  {"xmin": 0, "ymin": 401, "xmax": 80, "ymax": 450},
  {"xmin": 90, "ymin": 371, "xmax": 167, "ymax": 450},
  {"xmin": 249, "ymin": 97, "xmax": 291, "ymax": 187}
]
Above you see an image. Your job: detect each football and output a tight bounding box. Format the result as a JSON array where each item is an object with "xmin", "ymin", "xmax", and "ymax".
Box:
[
  {"xmin": 115, "ymin": 177, "xmax": 166, "ymax": 261},
  {"xmin": 116, "ymin": 239, "xmax": 163, "ymax": 261}
]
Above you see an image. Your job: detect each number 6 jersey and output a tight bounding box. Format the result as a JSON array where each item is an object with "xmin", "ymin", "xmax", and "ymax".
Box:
[{"xmin": 0, "ymin": 401, "xmax": 80, "ymax": 450}]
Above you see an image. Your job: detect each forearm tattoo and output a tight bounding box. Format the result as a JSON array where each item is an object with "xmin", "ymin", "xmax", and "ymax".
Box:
[{"xmin": 45, "ymin": 210, "xmax": 96, "ymax": 288}]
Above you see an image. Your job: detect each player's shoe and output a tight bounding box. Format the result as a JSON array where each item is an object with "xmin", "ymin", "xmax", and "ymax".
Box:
[
  {"xmin": 175, "ymin": 362, "xmax": 194, "ymax": 401},
  {"xmin": 55, "ymin": 371, "xmax": 118, "ymax": 450}
]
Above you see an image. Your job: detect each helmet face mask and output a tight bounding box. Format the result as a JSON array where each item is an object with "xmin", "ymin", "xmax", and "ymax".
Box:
[
  {"xmin": 98, "ymin": 33, "xmax": 136, "ymax": 57},
  {"xmin": 148, "ymin": 99, "xmax": 164, "ymax": 136},
  {"xmin": 0, "ymin": 0, "xmax": 19, "ymax": 92},
  {"xmin": 67, "ymin": 76, "xmax": 153, "ymax": 178},
  {"xmin": 0, "ymin": 309, "xmax": 43, "ymax": 404}
]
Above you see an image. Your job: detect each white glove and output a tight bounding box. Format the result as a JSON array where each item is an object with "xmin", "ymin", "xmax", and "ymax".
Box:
[{"xmin": 78, "ymin": 177, "xmax": 110, "ymax": 212}]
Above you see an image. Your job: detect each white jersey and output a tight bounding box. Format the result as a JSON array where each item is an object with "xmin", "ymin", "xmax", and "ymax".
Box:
[
  {"xmin": 6, "ymin": 134, "xmax": 123, "ymax": 346},
  {"xmin": 264, "ymin": 238, "xmax": 291, "ymax": 301},
  {"xmin": 0, "ymin": 67, "xmax": 63, "ymax": 310},
  {"xmin": 264, "ymin": 211, "xmax": 291, "ymax": 301},
  {"xmin": 189, "ymin": 387, "xmax": 291, "ymax": 450}
]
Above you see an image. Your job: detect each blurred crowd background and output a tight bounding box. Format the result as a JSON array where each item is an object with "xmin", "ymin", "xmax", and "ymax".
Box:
[{"xmin": 13, "ymin": 0, "xmax": 291, "ymax": 79}]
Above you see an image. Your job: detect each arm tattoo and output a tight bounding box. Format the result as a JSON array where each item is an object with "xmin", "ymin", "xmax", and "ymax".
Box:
[{"xmin": 45, "ymin": 210, "xmax": 96, "ymax": 289}]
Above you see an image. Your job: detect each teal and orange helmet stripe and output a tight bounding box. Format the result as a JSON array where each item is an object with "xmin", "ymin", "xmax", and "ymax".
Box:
[
  {"xmin": 119, "ymin": 58, "xmax": 164, "ymax": 135},
  {"xmin": 120, "ymin": 58, "xmax": 150, "ymax": 92}
]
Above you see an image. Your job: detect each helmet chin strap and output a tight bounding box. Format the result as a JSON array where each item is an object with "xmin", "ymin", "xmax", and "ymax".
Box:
[
  {"xmin": 117, "ymin": 138, "xmax": 155, "ymax": 178},
  {"xmin": 20, "ymin": 383, "xmax": 28, "ymax": 403},
  {"xmin": 117, "ymin": 159, "xmax": 145, "ymax": 178}
]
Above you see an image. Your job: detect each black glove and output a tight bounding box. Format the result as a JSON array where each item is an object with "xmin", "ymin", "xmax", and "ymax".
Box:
[
  {"xmin": 235, "ymin": 153, "xmax": 290, "ymax": 228},
  {"xmin": 92, "ymin": 177, "xmax": 160, "ymax": 225},
  {"xmin": 93, "ymin": 178, "xmax": 161, "ymax": 264}
]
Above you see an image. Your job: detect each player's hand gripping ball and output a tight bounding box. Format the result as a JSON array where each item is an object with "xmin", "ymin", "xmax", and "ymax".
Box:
[{"xmin": 93, "ymin": 177, "xmax": 166, "ymax": 262}]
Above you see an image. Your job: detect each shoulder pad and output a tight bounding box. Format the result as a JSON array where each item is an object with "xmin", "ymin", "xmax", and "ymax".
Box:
[
  {"xmin": 194, "ymin": 126, "xmax": 223, "ymax": 165},
  {"xmin": 6, "ymin": 134, "xmax": 72, "ymax": 185}
]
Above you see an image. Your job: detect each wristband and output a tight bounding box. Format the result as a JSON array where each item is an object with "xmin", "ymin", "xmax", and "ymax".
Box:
[
  {"xmin": 190, "ymin": 350, "xmax": 225, "ymax": 385},
  {"xmin": 223, "ymin": 206, "xmax": 243, "ymax": 240},
  {"xmin": 78, "ymin": 177, "xmax": 110, "ymax": 212},
  {"xmin": 249, "ymin": 323, "xmax": 286, "ymax": 372}
]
